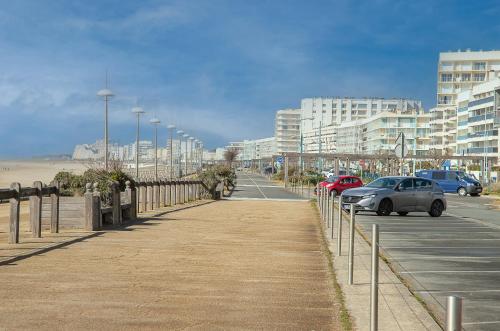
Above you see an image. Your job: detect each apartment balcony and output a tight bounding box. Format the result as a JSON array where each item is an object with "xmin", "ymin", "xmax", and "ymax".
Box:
[
  {"xmin": 467, "ymin": 147, "xmax": 498, "ymax": 154},
  {"xmin": 468, "ymin": 113, "xmax": 495, "ymax": 123}
]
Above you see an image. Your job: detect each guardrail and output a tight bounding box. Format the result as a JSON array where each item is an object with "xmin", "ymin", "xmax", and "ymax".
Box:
[{"xmin": 2, "ymin": 178, "xmax": 219, "ymax": 245}]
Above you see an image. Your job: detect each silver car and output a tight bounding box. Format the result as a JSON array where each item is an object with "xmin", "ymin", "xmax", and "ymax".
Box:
[{"xmin": 341, "ymin": 176, "xmax": 447, "ymax": 217}]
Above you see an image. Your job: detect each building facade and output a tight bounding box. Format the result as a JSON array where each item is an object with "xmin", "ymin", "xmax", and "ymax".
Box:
[
  {"xmin": 241, "ymin": 137, "xmax": 276, "ymax": 160},
  {"xmin": 335, "ymin": 111, "xmax": 431, "ymax": 156},
  {"xmin": 300, "ymin": 97, "xmax": 423, "ymax": 153},
  {"xmin": 455, "ymin": 78, "xmax": 500, "ymax": 162},
  {"xmin": 431, "ymin": 49, "xmax": 500, "ymax": 153},
  {"xmin": 275, "ymin": 108, "xmax": 301, "ymax": 154}
]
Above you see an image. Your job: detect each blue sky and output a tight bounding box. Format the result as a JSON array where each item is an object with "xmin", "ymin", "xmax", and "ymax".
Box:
[{"xmin": 1, "ymin": 0, "xmax": 499, "ymax": 157}]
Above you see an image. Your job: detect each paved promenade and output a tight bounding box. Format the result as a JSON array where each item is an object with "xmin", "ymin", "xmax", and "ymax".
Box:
[{"xmin": 0, "ymin": 198, "xmax": 341, "ymax": 330}]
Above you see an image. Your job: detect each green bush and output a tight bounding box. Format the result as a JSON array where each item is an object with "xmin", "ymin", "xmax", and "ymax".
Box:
[
  {"xmin": 199, "ymin": 165, "xmax": 236, "ymax": 191},
  {"xmin": 53, "ymin": 168, "xmax": 133, "ymax": 198}
]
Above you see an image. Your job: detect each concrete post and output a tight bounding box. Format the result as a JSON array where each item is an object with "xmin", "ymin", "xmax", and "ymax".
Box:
[
  {"xmin": 141, "ymin": 184, "xmax": 147, "ymax": 212},
  {"xmin": 147, "ymin": 182, "xmax": 153, "ymax": 210},
  {"xmin": 153, "ymin": 181, "xmax": 160, "ymax": 209},
  {"xmin": 84, "ymin": 183, "xmax": 101, "ymax": 231},
  {"xmin": 111, "ymin": 181, "xmax": 121, "ymax": 226},
  {"xmin": 126, "ymin": 181, "xmax": 137, "ymax": 221},
  {"xmin": 50, "ymin": 180, "xmax": 60, "ymax": 233},
  {"xmin": 9, "ymin": 182, "xmax": 21, "ymax": 244},
  {"xmin": 159, "ymin": 181, "xmax": 165, "ymax": 207},
  {"xmin": 284, "ymin": 155, "xmax": 289, "ymax": 188},
  {"xmin": 166, "ymin": 182, "xmax": 172, "ymax": 206},
  {"xmin": 330, "ymin": 196, "xmax": 335, "ymax": 239},
  {"xmin": 30, "ymin": 181, "xmax": 43, "ymax": 238}
]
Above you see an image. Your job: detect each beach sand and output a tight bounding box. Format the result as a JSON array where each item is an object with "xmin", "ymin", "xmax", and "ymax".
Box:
[{"xmin": 0, "ymin": 160, "xmax": 87, "ymax": 187}]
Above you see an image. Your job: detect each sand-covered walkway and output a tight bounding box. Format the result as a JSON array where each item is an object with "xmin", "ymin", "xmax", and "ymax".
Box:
[{"xmin": 0, "ymin": 199, "xmax": 341, "ymax": 330}]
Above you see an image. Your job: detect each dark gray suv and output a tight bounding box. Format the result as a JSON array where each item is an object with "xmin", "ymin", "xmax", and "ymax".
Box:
[{"xmin": 341, "ymin": 176, "xmax": 447, "ymax": 217}]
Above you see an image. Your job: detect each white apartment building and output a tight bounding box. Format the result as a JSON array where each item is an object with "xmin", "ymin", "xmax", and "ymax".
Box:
[
  {"xmin": 242, "ymin": 137, "xmax": 276, "ymax": 160},
  {"xmin": 431, "ymin": 49, "xmax": 500, "ymax": 152},
  {"xmin": 275, "ymin": 108, "xmax": 301, "ymax": 153},
  {"xmin": 300, "ymin": 97, "xmax": 423, "ymax": 153},
  {"xmin": 336, "ymin": 110, "xmax": 431, "ymax": 156},
  {"xmin": 456, "ymin": 78, "xmax": 500, "ymax": 163}
]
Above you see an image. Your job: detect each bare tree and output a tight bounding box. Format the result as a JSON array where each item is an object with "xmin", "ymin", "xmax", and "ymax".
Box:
[
  {"xmin": 427, "ymin": 148, "xmax": 452, "ymax": 169},
  {"xmin": 224, "ymin": 148, "xmax": 240, "ymax": 167}
]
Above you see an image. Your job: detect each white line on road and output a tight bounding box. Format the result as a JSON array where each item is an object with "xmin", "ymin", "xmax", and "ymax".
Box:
[
  {"xmin": 236, "ymin": 184, "xmax": 281, "ymax": 188},
  {"xmin": 463, "ymin": 321, "xmax": 500, "ymax": 325},
  {"xmin": 380, "ymin": 238, "xmax": 500, "ymax": 241},
  {"xmin": 388, "ymin": 255, "xmax": 500, "ymax": 260},
  {"xmin": 416, "ymin": 289, "xmax": 500, "ymax": 294},
  {"xmin": 246, "ymin": 174, "xmax": 268, "ymax": 199},
  {"xmin": 400, "ymin": 270, "xmax": 500, "ymax": 274},
  {"xmin": 224, "ymin": 197, "xmax": 306, "ymax": 202},
  {"xmin": 383, "ymin": 246, "xmax": 500, "ymax": 249}
]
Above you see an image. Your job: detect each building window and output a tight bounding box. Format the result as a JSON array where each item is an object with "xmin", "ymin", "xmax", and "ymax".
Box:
[
  {"xmin": 441, "ymin": 73, "xmax": 452, "ymax": 82},
  {"xmin": 462, "ymin": 73, "xmax": 471, "ymax": 81},
  {"xmin": 473, "ymin": 73, "xmax": 485, "ymax": 81},
  {"xmin": 473, "ymin": 62, "xmax": 486, "ymax": 70}
]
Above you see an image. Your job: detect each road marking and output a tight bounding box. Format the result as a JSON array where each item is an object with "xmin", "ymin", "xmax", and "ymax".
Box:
[
  {"xmin": 401, "ymin": 270, "xmax": 500, "ymax": 274},
  {"xmin": 388, "ymin": 255, "xmax": 500, "ymax": 260},
  {"xmin": 245, "ymin": 174, "xmax": 268, "ymax": 199},
  {"xmin": 237, "ymin": 184, "xmax": 281, "ymax": 188},
  {"xmin": 224, "ymin": 197, "xmax": 306, "ymax": 202},
  {"xmin": 384, "ymin": 246, "xmax": 500, "ymax": 249},
  {"xmin": 380, "ymin": 238, "xmax": 500, "ymax": 241},
  {"xmin": 463, "ymin": 321, "xmax": 500, "ymax": 325},
  {"xmin": 417, "ymin": 289, "xmax": 500, "ymax": 294}
]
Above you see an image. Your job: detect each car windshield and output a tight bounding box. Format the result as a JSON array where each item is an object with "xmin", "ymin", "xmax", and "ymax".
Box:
[
  {"xmin": 365, "ymin": 177, "xmax": 399, "ymax": 188},
  {"xmin": 326, "ymin": 176, "xmax": 338, "ymax": 182},
  {"xmin": 459, "ymin": 174, "xmax": 477, "ymax": 183}
]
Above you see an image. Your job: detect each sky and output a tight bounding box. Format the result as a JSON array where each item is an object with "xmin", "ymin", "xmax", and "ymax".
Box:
[{"xmin": 1, "ymin": 0, "xmax": 500, "ymax": 157}]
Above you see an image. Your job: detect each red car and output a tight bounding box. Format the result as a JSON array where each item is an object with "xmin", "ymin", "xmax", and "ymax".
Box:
[{"xmin": 319, "ymin": 176, "xmax": 363, "ymax": 197}]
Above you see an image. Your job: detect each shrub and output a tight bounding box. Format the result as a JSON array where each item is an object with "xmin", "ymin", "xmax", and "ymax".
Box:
[{"xmin": 198, "ymin": 165, "xmax": 236, "ymax": 191}]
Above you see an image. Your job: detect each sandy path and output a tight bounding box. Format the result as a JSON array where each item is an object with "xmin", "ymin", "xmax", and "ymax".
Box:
[{"xmin": 0, "ymin": 200, "xmax": 340, "ymax": 330}]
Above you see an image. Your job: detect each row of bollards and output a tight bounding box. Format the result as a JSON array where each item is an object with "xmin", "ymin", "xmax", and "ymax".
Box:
[{"xmin": 315, "ymin": 184, "xmax": 462, "ymax": 331}]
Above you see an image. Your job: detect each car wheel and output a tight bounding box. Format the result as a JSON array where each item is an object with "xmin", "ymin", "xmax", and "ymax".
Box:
[
  {"xmin": 397, "ymin": 212, "xmax": 408, "ymax": 216},
  {"xmin": 428, "ymin": 200, "xmax": 444, "ymax": 217},
  {"xmin": 457, "ymin": 187, "xmax": 467, "ymax": 197},
  {"xmin": 330, "ymin": 189, "xmax": 338, "ymax": 198},
  {"xmin": 376, "ymin": 199, "xmax": 392, "ymax": 216}
]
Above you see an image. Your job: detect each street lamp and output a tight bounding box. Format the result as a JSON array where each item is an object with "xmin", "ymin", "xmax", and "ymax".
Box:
[
  {"xmin": 150, "ymin": 117, "xmax": 161, "ymax": 181},
  {"xmin": 167, "ymin": 124, "xmax": 176, "ymax": 179},
  {"xmin": 183, "ymin": 134, "xmax": 189, "ymax": 175},
  {"xmin": 177, "ymin": 130, "xmax": 184, "ymax": 177},
  {"xmin": 97, "ymin": 88, "xmax": 114, "ymax": 170},
  {"xmin": 132, "ymin": 107, "xmax": 145, "ymax": 179}
]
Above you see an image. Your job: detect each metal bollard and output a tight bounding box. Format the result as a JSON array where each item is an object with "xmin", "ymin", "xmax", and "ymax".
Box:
[
  {"xmin": 330, "ymin": 197, "xmax": 335, "ymax": 239},
  {"xmin": 371, "ymin": 224, "xmax": 379, "ymax": 331},
  {"xmin": 348, "ymin": 203, "xmax": 356, "ymax": 285},
  {"xmin": 326, "ymin": 191, "xmax": 330, "ymax": 227},
  {"xmin": 446, "ymin": 296, "xmax": 462, "ymax": 331},
  {"xmin": 337, "ymin": 195, "xmax": 343, "ymax": 256}
]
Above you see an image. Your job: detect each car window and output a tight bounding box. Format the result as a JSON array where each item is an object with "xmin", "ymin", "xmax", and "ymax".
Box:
[
  {"xmin": 351, "ymin": 178, "xmax": 359, "ymax": 183},
  {"xmin": 366, "ymin": 177, "xmax": 398, "ymax": 188},
  {"xmin": 432, "ymin": 172, "xmax": 446, "ymax": 180},
  {"xmin": 446, "ymin": 172, "xmax": 458, "ymax": 180},
  {"xmin": 415, "ymin": 178, "xmax": 432, "ymax": 189},
  {"xmin": 399, "ymin": 179, "xmax": 414, "ymax": 190},
  {"xmin": 342, "ymin": 178, "xmax": 351, "ymax": 184}
]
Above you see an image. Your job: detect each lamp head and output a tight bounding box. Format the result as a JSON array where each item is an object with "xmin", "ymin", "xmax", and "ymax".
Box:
[
  {"xmin": 167, "ymin": 124, "xmax": 176, "ymax": 129},
  {"xmin": 177, "ymin": 130, "xmax": 184, "ymax": 135},
  {"xmin": 97, "ymin": 89, "xmax": 114, "ymax": 97},
  {"xmin": 132, "ymin": 107, "xmax": 145, "ymax": 114},
  {"xmin": 183, "ymin": 134, "xmax": 189, "ymax": 138},
  {"xmin": 150, "ymin": 118, "xmax": 161, "ymax": 125}
]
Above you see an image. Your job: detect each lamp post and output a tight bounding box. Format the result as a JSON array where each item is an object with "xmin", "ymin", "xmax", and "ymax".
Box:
[
  {"xmin": 132, "ymin": 107, "xmax": 145, "ymax": 179},
  {"xmin": 150, "ymin": 118, "xmax": 161, "ymax": 181},
  {"xmin": 195, "ymin": 139, "xmax": 200, "ymax": 171},
  {"xmin": 177, "ymin": 130, "xmax": 184, "ymax": 177},
  {"xmin": 97, "ymin": 88, "xmax": 114, "ymax": 170},
  {"xmin": 168, "ymin": 124, "xmax": 176, "ymax": 179},
  {"xmin": 183, "ymin": 134, "xmax": 189, "ymax": 175}
]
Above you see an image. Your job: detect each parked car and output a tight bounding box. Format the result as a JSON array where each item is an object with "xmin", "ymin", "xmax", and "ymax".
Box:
[
  {"xmin": 415, "ymin": 170, "xmax": 482, "ymax": 196},
  {"xmin": 341, "ymin": 176, "xmax": 447, "ymax": 217},
  {"xmin": 318, "ymin": 175, "xmax": 363, "ymax": 197}
]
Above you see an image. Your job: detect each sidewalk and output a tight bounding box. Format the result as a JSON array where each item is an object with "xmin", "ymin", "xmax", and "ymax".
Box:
[
  {"xmin": 318, "ymin": 204, "xmax": 441, "ymax": 330},
  {"xmin": 0, "ymin": 199, "xmax": 342, "ymax": 330}
]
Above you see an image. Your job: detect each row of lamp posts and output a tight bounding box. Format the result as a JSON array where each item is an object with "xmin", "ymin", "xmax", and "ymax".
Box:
[{"xmin": 97, "ymin": 86, "xmax": 203, "ymax": 181}]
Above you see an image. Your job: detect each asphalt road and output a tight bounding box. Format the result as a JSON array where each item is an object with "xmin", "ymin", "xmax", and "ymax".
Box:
[
  {"xmin": 228, "ymin": 171, "xmax": 307, "ymax": 201},
  {"xmin": 354, "ymin": 194, "xmax": 500, "ymax": 330}
]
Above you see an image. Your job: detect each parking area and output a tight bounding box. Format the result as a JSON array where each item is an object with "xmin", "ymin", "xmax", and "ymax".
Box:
[{"xmin": 354, "ymin": 195, "xmax": 500, "ymax": 330}]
